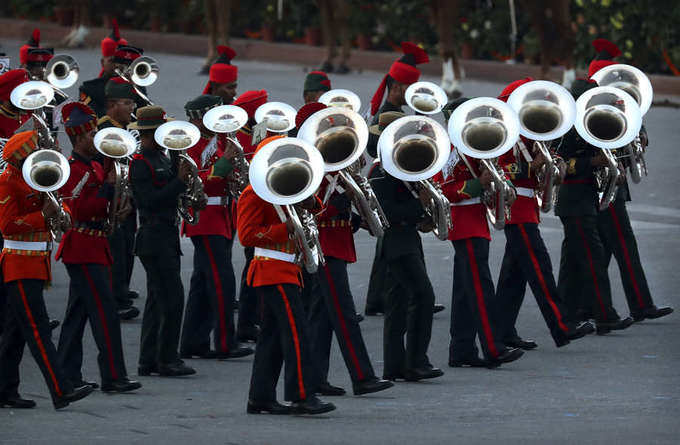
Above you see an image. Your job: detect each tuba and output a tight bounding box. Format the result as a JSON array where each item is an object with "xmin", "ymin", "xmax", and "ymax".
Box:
[
  {"xmin": 249, "ymin": 137, "xmax": 325, "ymax": 273},
  {"xmin": 21, "ymin": 149, "xmax": 71, "ymax": 241},
  {"xmin": 298, "ymin": 106, "xmax": 389, "ymax": 237},
  {"xmin": 591, "ymin": 64, "xmax": 653, "ymax": 184},
  {"xmin": 94, "ymin": 127, "xmax": 138, "ymax": 234},
  {"xmin": 44, "ymin": 54, "xmax": 79, "ymax": 104},
  {"xmin": 378, "ymin": 115, "xmax": 452, "ymax": 240},
  {"xmin": 202, "ymin": 104, "xmax": 250, "ymax": 197},
  {"xmin": 318, "ymin": 89, "xmax": 362, "ymax": 113},
  {"xmin": 254, "ymin": 102, "xmax": 297, "ymax": 133},
  {"xmin": 154, "ymin": 120, "xmax": 206, "ymax": 224},
  {"xmin": 507, "ymin": 80, "xmax": 576, "ymax": 212},
  {"xmin": 115, "ymin": 56, "xmax": 158, "ymax": 106},
  {"xmin": 574, "ymin": 86, "xmax": 642, "ymax": 210},
  {"xmin": 405, "ymin": 81, "xmax": 448, "ymax": 115},
  {"xmin": 448, "ymin": 97, "xmax": 520, "ymax": 230}
]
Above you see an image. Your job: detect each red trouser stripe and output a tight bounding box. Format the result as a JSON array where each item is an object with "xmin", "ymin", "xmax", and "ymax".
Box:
[
  {"xmin": 322, "ymin": 264, "xmax": 365, "ymax": 381},
  {"xmin": 465, "ymin": 239, "xmax": 498, "ymax": 358},
  {"xmin": 575, "ymin": 219, "xmax": 608, "ymax": 321},
  {"xmin": 608, "ymin": 205, "xmax": 645, "ymax": 309},
  {"xmin": 518, "ymin": 224, "xmax": 569, "ymax": 333},
  {"xmin": 203, "ymin": 236, "xmax": 228, "ymax": 353},
  {"xmin": 277, "ymin": 285, "xmax": 306, "ymax": 400},
  {"xmin": 81, "ymin": 265, "xmax": 119, "ymax": 380},
  {"xmin": 17, "ymin": 280, "xmax": 62, "ymax": 396}
]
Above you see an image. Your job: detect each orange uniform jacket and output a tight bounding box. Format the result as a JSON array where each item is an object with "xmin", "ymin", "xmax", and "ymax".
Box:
[
  {"xmin": 55, "ymin": 153, "xmax": 113, "ymax": 265},
  {"xmin": 316, "ymin": 174, "xmax": 356, "ymax": 263},
  {"xmin": 498, "ymin": 140, "xmax": 540, "ymax": 225}
]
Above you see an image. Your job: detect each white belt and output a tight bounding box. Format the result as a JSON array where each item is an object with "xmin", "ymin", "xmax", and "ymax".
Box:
[
  {"xmin": 3, "ymin": 240, "xmax": 49, "ymax": 251},
  {"xmin": 254, "ymin": 247, "xmax": 296, "ymax": 263},
  {"xmin": 516, "ymin": 187, "xmax": 535, "ymax": 198},
  {"xmin": 451, "ymin": 197, "xmax": 481, "ymax": 207},
  {"xmin": 206, "ymin": 196, "xmax": 225, "ymax": 205}
]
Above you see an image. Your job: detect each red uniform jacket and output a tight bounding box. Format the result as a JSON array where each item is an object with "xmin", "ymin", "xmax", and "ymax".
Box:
[
  {"xmin": 181, "ymin": 135, "xmax": 233, "ymax": 238},
  {"xmin": 317, "ymin": 173, "xmax": 356, "ymax": 263},
  {"xmin": 237, "ymin": 184, "xmax": 301, "ymax": 287},
  {"xmin": 435, "ymin": 158, "xmax": 490, "ymax": 241},
  {"xmin": 0, "ymin": 165, "xmax": 53, "ymax": 282},
  {"xmin": 236, "ymin": 125, "xmax": 257, "ymax": 160},
  {"xmin": 498, "ymin": 139, "xmax": 540, "ymax": 225},
  {"xmin": 0, "ymin": 105, "xmax": 30, "ymax": 138},
  {"xmin": 55, "ymin": 153, "xmax": 113, "ymax": 265}
]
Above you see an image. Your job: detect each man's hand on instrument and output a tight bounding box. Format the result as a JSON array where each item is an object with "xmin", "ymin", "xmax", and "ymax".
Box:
[
  {"xmin": 591, "ymin": 152, "xmax": 609, "ymax": 167},
  {"xmin": 178, "ymin": 161, "xmax": 193, "ymax": 183},
  {"xmin": 42, "ymin": 197, "xmax": 60, "ymax": 219},
  {"xmin": 223, "ymin": 139, "xmax": 241, "ymax": 160},
  {"xmin": 479, "ymin": 169, "xmax": 493, "ymax": 189},
  {"xmin": 530, "ymin": 151, "xmax": 546, "ymax": 171}
]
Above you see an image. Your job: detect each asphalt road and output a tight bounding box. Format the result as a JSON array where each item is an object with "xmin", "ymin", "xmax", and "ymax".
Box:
[{"xmin": 1, "ymin": 40, "xmax": 679, "ymax": 445}]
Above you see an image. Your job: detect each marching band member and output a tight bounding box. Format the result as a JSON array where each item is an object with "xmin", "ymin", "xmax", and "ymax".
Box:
[
  {"xmin": 0, "ymin": 131, "xmax": 93, "ymax": 409},
  {"xmin": 237, "ymin": 136, "xmax": 335, "ymax": 415},
  {"xmin": 18, "ymin": 29, "xmax": 53, "ymax": 80},
  {"xmin": 179, "ymin": 94, "xmax": 254, "ymax": 359},
  {"xmin": 129, "ymin": 106, "xmax": 196, "ymax": 377},
  {"xmin": 54, "ymin": 103, "xmax": 141, "ymax": 393},
  {"xmin": 202, "ymin": 45, "xmax": 238, "ymax": 105},
  {"xmin": 495, "ymin": 79, "xmax": 595, "ymax": 350},
  {"xmin": 302, "ymin": 71, "xmax": 331, "ymax": 104},
  {"xmin": 98, "ymin": 19, "xmax": 129, "ymax": 79}
]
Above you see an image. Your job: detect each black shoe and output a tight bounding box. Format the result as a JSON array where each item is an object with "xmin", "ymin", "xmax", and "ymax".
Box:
[
  {"xmin": 118, "ymin": 306, "xmax": 140, "ymax": 320},
  {"xmin": 597, "ymin": 316, "xmax": 634, "ymax": 335},
  {"xmin": 449, "ymin": 356, "xmax": 490, "ymax": 368},
  {"xmin": 53, "ymin": 385, "xmax": 94, "ymax": 409},
  {"xmin": 237, "ymin": 325, "xmax": 260, "ymax": 343},
  {"xmin": 127, "ymin": 290, "xmax": 140, "ymax": 300},
  {"xmin": 433, "ymin": 304, "xmax": 445, "ymax": 314},
  {"xmin": 216, "ymin": 346, "xmax": 255, "ymax": 360},
  {"xmin": 0, "ymin": 395, "xmax": 36, "ymax": 409},
  {"xmin": 101, "ymin": 378, "xmax": 142, "ymax": 393},
  {"xmin": 291, "ymin": 396, "xmax": 336, "ymax": 415},
  {"xmin": 488, "ymin": 347, "xmax": 524, "ymax": 367},
  {"xmin": 73, "ymin": 379, "xmax": 99, "ymax": 390},
  {"xmin": 316, "ymin": 382, "xmax": 346, "ymax": 396},
  {"xmin": 137, "ymin": 364, "xmax": 159, "ymax": 376},
  {"xmin": 364, "ymin": 308, "xmax": 384, "ymax": 316},
  {"xmin": 382, "ymin": 373, "xmax": 405, "ymax": 381},
  {"xmin": 404, "ymin": 367, "xmax": 444, "ymax": 381},
  {"xmin": 180, "ymin": 349, "xmax": 219, "ymax": 359},
  {"xmin": 505, "ymin": 338, "xmax": 538, "ymax": 350},
  {"xmin": 247, "ymin": 400, "xmax": 292, "ymax": 415},
  {"xmin": 335, "ymin": 64, "xmax": 350, "ymax": 74},
  {"xmin": 158, "ymin": 361, "xmax": 196, "ymax": 377},
  {"xmin": 632, "ymin": 305, "xmax": 674, "ymax": 322},
  {"xmin": 49, "ymin": 319, "xmax": 60, "ymax": 331},
  {"xmin": 319, "ymin": 61, "xmax": 333, "ymax": 73},
  {"xmin": 353, "ymin": 377, "xmax": 394, "ymax": 395},
  {"xmin": 566, "ymin": 321, "xmax": 595, "ymax": 341},
  {"xmin": 356, "ymin": 313, "xmax": 365, "ymax": 323}
]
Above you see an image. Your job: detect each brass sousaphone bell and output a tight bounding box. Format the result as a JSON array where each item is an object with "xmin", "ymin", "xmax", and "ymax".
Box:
[
  {"xmin": 45, "ymin": 54, "xmax": 80, "ymax": 90},
  {"xmin": 318, "ymin": 89, "xmax": 362, "ymax": 113},
  {"xmin": 254, "ymin": 102, "xmax": 297, "ymax": 133},
  {"xmin": 10, "ymin": 80, "xmax": 55, "ymax": 110},
  {"xmin": 405, "ymin": 81, "xmax": 448, "ymax": 115}
]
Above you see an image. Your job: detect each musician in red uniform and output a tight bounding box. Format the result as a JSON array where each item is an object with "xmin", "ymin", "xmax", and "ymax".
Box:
[
  {"xmin": 495, "ymin": 79, "xmax": 595, "ymax": 350},
  {"xmin": 180, "ymin": 94, "xmax": 253, "ymax": 359},
  {"xmin": 437, "ymin": 98, "xmax": 523, "ymax": 368},
  {"xmin": 0, "ymin": 131, "xmax": 93, "ymax": 409},
  {"xmin": 54, "ymin": 103, "xmax": 141, "ymax": 393},
  {"xmin": 0, "ymin": 69, "xmax": 31, "ymax": 139},
  {"xmin": 237, "ymin": 136, "xmax": 334, "ymax": 415},
  {"xmin": 202, "ymin": 46, "xmax": 238, "ymax": 105}
]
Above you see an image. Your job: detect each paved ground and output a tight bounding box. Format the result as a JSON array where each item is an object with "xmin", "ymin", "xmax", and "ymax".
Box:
[{"xmin": 1, "ymin": 40, "xmax": 679, "ymax": 445}]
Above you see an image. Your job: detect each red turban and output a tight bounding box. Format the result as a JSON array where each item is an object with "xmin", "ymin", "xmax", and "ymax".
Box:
[
  {"xmin": 203, "ymin": 46, "xmax": 238, "ymax": 94},
  {"xmin": 101, "ymin": 18, "xmax": 129, "ymax": 58},
  {"xmin": 588, "ymin": 59, "xmax": 617, "ymax": 78},
  {"xmin": 19, "ymin": 28, "xmax": 41, "ymax": 66},
  {"xmin": 62, "ymin": 103, "xmax": 98, "ymax": 136},
  {"xmin": 0, "ymin": 69, "xmax": 29, "ymax": 101},
  {"xmin": 592, "ymin": 38, "xmax": 621, "ymax": 60},
  {"xmin": 295, "ymin": 102, "xmax": 327, "ymax": 128},
  {"xmin": 233, "ymin": 90, "xmax": 268, "ymax": 119},
  {"xmin": 370, "ymin": 42, "xmax": 429, "ymax": 115},
  {"xmin": 498, "ymin": 77, "xmax": 534, "ymax": 102}
]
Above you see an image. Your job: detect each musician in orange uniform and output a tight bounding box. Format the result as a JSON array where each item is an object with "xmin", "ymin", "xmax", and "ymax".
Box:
[
  {"xmin": 54, "ymin": 103, "xmax": 141, "ymax": 394},
  {"xmin": 0, "ymin": 131, "xmax": 94, "ymax": 409},
  {"xmin": 180, "ymin": 94, "xmax": 253, "ymax": 360},
  {"xmin": 237, "ymin": 136, "xmax": 334, "ymax": 415}
]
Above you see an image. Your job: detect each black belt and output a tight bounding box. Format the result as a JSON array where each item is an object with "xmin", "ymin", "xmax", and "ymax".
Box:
[
  {"xmin": 73, "ymin": 220, "xmax": 108, "ymax": 231},
  {"xmin": 139, "ymin": 214, "xmax": 179, "ymax": 227}
]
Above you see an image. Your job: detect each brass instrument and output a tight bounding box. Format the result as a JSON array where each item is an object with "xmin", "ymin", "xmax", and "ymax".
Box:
[
  {"xmin": 378, "ymin": 115, "xmax": 452, "ymax": 240},
  {"xmin": 249, "ymin": 137, "xmax": 325, "ymax": 273},
  {"xmin": 202, "ymin": 104, "xmax": 250, "ymax": 197},
  {"xmin": 10, "ymin": 80, "xmax": 54, "ymax": 111},
  {"xmin": 574, "ymin": 86, "xmax": 642, "ymax": 210},
  {"xmin": 448, "ymin": 97, "xmax": 520, "ymax": 230},
  {"xmin": 254, "ymin": 102, "xmax": 297, "ymax": 133},
  {"xmin": 115, "ymin": 56, "xmax": 158, "ymax": 106},
  {"xmin": 318, "ymin": 89, "xmax": 362, "ymax": 113},
  {"xmin": 507, "ymin": 80, "xmax": 576, "ymax": 212},
  {"xmin": 94, "ymin": 127, "xmax": 138, "ymax": 234},
  {"xmin": 154, "ymin": 121, "xmax": 206, "ymax": 224},
  {"xmin": 298, "ymin": 106, "xmax": 389, "ymax": 237},
  {"xmin": 405, "ymin": 81, "xmax": 448, "ymax": 115}
]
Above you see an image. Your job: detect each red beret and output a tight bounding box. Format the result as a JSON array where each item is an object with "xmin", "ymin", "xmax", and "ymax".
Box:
[
  {"xmin": 498, "ymin": 77, "xmax": 534, "ymax": 102},
  {"xmin": 371, "ymin": 42, "xmax": 429, "ymax": 115},
  {"xmin": 203, "ymin": 46, "xmax": 238, "ymax": 94},
  {"xmin": 233, "ymin": 90, "xmax": 268, "ymax": 119},
  {"xmin": 295, "ymin": 102, "xmax": 327, "ymax": 128},
  {"xmin": 0, "ymin": 69, "xmax": 29, "ymax": 101},
  {"xmin": 588, "ymin": 59, "xmax": 617, "ymax": 78},
  {"xmin": 19, "ymin": 28, "xmax": 41, "ymax": 66},
  {"xmin": 101, "ymin": 18, "xmax": 128, "ymax": 57},
  {"xmin": 592, "ymin": 38, "xmax": 621, "ymax": 60}
]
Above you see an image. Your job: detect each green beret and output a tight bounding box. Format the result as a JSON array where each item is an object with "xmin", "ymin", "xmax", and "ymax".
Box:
[
  {"xmin": 303, "ymin": 70, "xmax": 331, "ymax": 93},
  {"xmin": 105, "ymin": 77, "xmax": 137, "ymax": 100},
  {"xmin": 185, "ymin": 94, "xmax": 223, "ymax": 119}
]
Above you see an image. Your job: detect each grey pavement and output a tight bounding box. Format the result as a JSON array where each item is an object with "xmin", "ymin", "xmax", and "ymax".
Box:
[{"xmin": 1, "ymin": 40, "xmax": 679, "ymax": 445}]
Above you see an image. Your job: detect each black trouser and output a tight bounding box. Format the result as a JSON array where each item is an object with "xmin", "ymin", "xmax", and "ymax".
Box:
[
  {"xmin": 109, "ymin": 211, "xmax": 137, "ymax": 309},
  {"xmin": 310, "ymin": 257, "xmax": 375, "ymax": 384},
  {"xmin": 365, "ymin": 236, "xmax": 387, "ymax": 313},
  {"xmin": 597, "ymin": 197, "xmax": 654, "ymax": 313},
  {"xmin": 57, "ymin": 263, "xmax": 128, "ymax": 385},
  {"xmin": 558, "ymin": 216, "xmax": 619, "ymax": 323},
  {"xmin": 181, "ymin": 235, "xmax": 237, "ymax": 355},
  {"xmin": 237, "ymin": 247, "xmax": 258, "ymax": 334},
  {"xmin": 450, "ymin": 238, "xmax": 505, "ymax": 361},
  {"xmin": 383, "ymin": 252, "xmax": 435, "ymax": 376},
  {"xmin": 0, "ymin": 279, "xmax": 74, "ymax": 403},
  {"xmin": 300, "ymin": 269, "xmax": 319, "ymax": 314},
  {"xmin": 249, "ymin": 284, "xmax": 318, "ymax": 403},
  {"xmin": 0, "ymin": 234, "xmax": 5, "ymax": 336},
  {"xmin": 138, "ymin": 253, "xmax": 185, "ymax": 367},
  {"xmin": 496, "ymin": 223, "xmax": 571, "ymax": 346}
]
